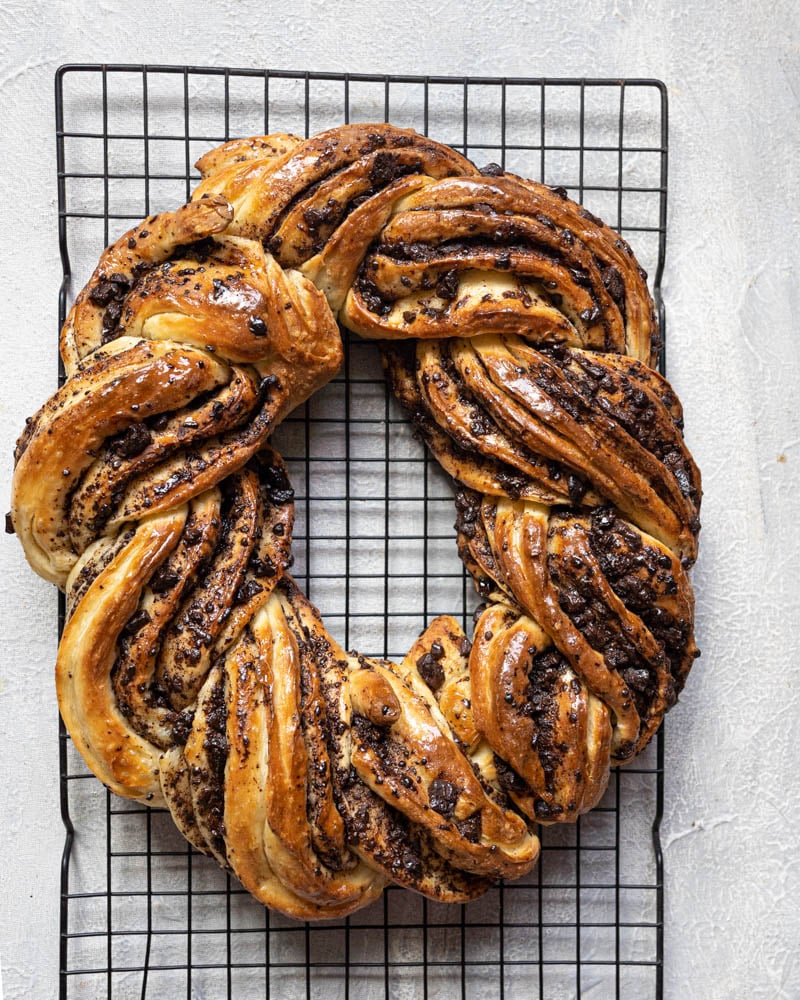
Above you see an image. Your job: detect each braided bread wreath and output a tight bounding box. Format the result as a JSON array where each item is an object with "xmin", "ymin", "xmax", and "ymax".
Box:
[{"xmin": 11, "ymin": 124, "xmax": 701, "ymax": 920}]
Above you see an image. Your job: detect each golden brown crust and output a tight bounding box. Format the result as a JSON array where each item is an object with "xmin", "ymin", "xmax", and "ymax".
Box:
[
  {"xmin": 56, "ymin": 507, "xmax": 188, "ymax": 804},
  {"xmin": 221, "ymin": 602, "xmax": 385, "ymax": 917},
  {"xmin": 470, "ymin": 604, "xmax": 612, "ymax": 822},
  {"xmin": 192, "ymin": 123, "xmax": 476, "ymax": 257},
  {"xmin": 60, "ymin": 196, "xmax": 234, "ymax": 371},
  {"xmin": 195, "ymin": 134, "xmax": 303, "ymax": 179},
  {"xmin": 11, "ymin": 123, "xmax": 701, "ymax": 920},
  {"xmin": 348, "ymin": 657, "xmax": 537, "ymax": 879},
  {"xmin": 384, "ymin": 334, "xmax": 700, "ymax": 561},
  {"xmin": 341, "ymin": 174, "xmax": 656, "ymax": 363}
]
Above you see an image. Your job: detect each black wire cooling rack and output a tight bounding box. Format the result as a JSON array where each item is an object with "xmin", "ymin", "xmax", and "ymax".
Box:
[{"xmin": 54, "ymin": 65, "xmax": 669, "ymax": 1000}]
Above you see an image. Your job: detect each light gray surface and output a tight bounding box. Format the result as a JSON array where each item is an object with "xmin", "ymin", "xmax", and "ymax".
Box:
[{"xmin": 1, "ymin": 1, "xmax": 798, "ymax": 998}]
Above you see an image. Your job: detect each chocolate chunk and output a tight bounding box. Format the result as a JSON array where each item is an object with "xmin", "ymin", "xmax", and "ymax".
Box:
[
  {"xmin": 89, "ymin": 281, "xmax": 117, "ymax": 307},
  {"xmin": 105, "ymin": 298, "xmax": 124, "ymax": 323},
  {"xmin": 579, "ymin": 306, "xmax": 602, "ymax": 324},
  {"xmin": 591, "ymin": 507, "xmax": 616, "ymax": 532},
  {"xmin": 113, "ymin": 423, "xmax": 152, "ymax": 459},
  {"xmin": 454, "ymin": 490, "xmax": 482, "ymax": 538},
  {"xmin": 370, "ymin": 151, "xmax": 400, "ymax": 187},
  {"xmin": 359, "ymin": 132, "xmax": 388, "ymax": 154},
  {"xmin": 235, "ymin": 579, "xmax": 264, "ymax": 605},
  {"xmin": 479, "ymin": 162, "xmax": 504, "ymax": 176},
  {"xmin": 400, "ymin": 846, "xmax": 423, "ymax": 879},
  {"xmin": 150, "ymin": 413, "xmax": 170, "ymax": 432},
  {"xmin": 495, "ymin": 468, "xmax": 528, "ymax": 498},
  {"xmin": 567, "ymin": 474, "xmax": 587, "ymax": 503},
  {"xmin": 435, "ymin": 269, "xmax": 460, "ymax": 301},
  {"xmin": 622, "ymin": 666, "xmax": 652, "ymax": 693},
  {"xmin": 614, "ymin": 572, "xmax": 655, "ymax": 611},
  {"xmin": 602, "ymin": 265, "xmax": 625, "ymax": 305},
  {"xmin": 121, "ymin": 609, "xmax": 151, "ymax": 637},
  {"xmin": 249, "ymin": 316, "xmax": 268, "ymax": 337},
  {"xmin": 258, "ymin": 373, "xmax": 281, "ymax": 404},
  {"xmin": 183, "ymin": 525, "xmax": 203, "ymax": 545},
  {"xmin": 303, "ymin": 207, "xmax": 326, "ymax": 231},
  {"xmin": 455, "ymin": 811, "xmax": 481, "ymax": 842},
  {"xmin": 420, "ymin": 303, "xmax": 444, "ymax": 320},
  {"xmin": 5, "ymin": 512, "xmax": 15, "ymax": 535},
  {"xmin": 171, "ymin": 711, "xmax": 194, "ymax": 745},
  {"xmin": 416, "ymin": 652, "xmax": 445, "ymax": 692},
  {"xmin": 558, "ymin": 588, "xmax": 586, "ymax": 615},
  {"xmin": 579, "ymin": 207, "xmax": 604, "ymax": 227},
  {"xmin": 495, "ymin": 756, "xmax": 527, "ymax": 794},
  {"xmin": 91, "ymin": 272, "xmax": 131, "ymax": 309},
  {"xmin": 249, "ymin": 555, "xmax": 277, "ymax": 578},
  {"xmin": 428, "ymin": 778, "xmax": 460, "ymax": 818},
  {"xmin": 101, "ymin": 300, "xmax": 124, "ymax": 341},
  {"xmin": 534, "ymin": 799, "xmax": 562, "ymax": 819},
  {"xmin": 149, "ymin": 565, "xmax": 180, "ymax": 593},
  {"xmin": 459, "ymin": 635, "xmax": 472, "ymax": 659},
  {"xmin": 262, "ymin": 462, "xmax": 294, "ymax": 506},
  {"xmin": 357, "ymin": 275, "xmax": 391, "ymax": 315},
  {"xmin": 303, "ymin": 199, "xmax": 340, "ymax": 232}
]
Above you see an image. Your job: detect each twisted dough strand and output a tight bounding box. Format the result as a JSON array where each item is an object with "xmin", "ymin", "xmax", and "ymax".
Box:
[{"xmin": 10, "ymin": 123, "xmax": 700, "ymax": 919}]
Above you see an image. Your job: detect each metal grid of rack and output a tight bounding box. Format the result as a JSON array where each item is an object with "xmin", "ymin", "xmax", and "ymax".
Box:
[{"xmin": 55, "ymin": 65, "xmax": 668, "ymax": 999}]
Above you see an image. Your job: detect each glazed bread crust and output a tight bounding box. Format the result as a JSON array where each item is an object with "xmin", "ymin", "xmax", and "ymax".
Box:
[{"xmin": 11, "ymin": 123, "xmax": 700, "ymax": 919}]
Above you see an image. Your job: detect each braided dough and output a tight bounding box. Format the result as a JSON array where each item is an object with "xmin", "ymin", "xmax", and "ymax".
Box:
[{"xmin": 11, "ymin": 124, "xmax": 701, "ymax": 919}]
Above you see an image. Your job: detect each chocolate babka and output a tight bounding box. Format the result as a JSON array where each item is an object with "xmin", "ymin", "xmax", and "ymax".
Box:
[{"xmin": 10, "ymin": 124, "xmax": 700, "ymax": 919}]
